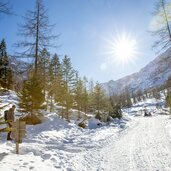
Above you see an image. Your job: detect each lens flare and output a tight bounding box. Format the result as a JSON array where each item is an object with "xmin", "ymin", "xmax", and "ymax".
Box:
[{"xmin": 105, "ymin": 32, "xmax": 138, "ymax": 67}]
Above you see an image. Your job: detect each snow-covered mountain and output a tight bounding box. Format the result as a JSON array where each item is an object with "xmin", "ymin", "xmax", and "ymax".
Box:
[
  {"xmin": 102, "ymin": 48, "xmax": 171, "ymax": 95},
  {"xmin": 9, "ymin": 56, "xmax": 30, "ymax": 82}
]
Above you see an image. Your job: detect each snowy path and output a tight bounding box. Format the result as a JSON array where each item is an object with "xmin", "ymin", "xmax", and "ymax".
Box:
[{"xmin": 71, "ymin": 115, "xmax": 171, "ymax": 171}]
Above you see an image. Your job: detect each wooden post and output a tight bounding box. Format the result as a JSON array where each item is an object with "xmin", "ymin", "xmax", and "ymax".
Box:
[
  {"xmin": 16, "ymin": 119, "xmax": 19, "ymax": 154},
  {"xmin": 0, "ymin": 119, "xmax": 26, "ymax": 154},
  {"xmin": 14, "ymin": 119, "xmax": 26, "ymax": 154}
]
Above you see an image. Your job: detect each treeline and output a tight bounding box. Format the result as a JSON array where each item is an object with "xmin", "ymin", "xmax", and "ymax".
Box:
[
  {"xmin": 0, "ymin": 38, "xmax": 129, "ymax": 120},
  {"xmin": 18, "ymin": 48, "xmax": 131, "ymax": 120},
  {"xmin": 130, "ymin": 76, "xmax": 171, "ymax": 112}
]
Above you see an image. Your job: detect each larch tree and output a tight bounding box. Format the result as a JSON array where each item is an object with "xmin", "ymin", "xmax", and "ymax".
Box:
[
  {"xmin": 15, "ymin": 0, "xmax": 57, "ymax": 73},
  {"xmin": 17, "ymin": 0, "xmax": 58, "ymax": 113}
]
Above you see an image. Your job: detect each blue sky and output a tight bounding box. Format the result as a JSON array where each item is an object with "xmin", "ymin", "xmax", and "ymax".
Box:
[{"xmin": 0, "ymin": 0, "xmax": 157, "ymax": 83}]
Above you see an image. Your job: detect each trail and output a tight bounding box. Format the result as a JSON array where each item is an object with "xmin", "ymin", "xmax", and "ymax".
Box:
[{"xmin": 72, "ymin": 115, "xmax": 171, "ymax": 171}]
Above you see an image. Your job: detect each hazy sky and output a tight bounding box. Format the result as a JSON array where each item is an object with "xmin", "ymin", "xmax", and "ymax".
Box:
[{"xmin": 0, "ymin": 0, "xmax": 157, "ymax": 83}]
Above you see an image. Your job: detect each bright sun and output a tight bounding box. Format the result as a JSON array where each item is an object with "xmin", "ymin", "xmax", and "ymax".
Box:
[{"xmin": 107, "ymin": 33, "xmax": 138, "ymax": 66}]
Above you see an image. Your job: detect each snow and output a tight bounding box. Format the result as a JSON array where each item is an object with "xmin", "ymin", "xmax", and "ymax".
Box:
[
  {"xmin": 0, "ymin": 112, "xmax": 128, "ymax": 171},
  {"xmin": 88, "ymin": 118, "xmax": 102, "ymax": 129},
  {"xmin": 1, "ymin": 91, "xmax": 171, "ymax": 170}
]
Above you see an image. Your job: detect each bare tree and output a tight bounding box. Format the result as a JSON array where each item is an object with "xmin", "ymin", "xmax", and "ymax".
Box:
[
  {"xmin": 15, "ymin": 0, "xmax": 58, "ymax": 73},
  {"xmin": 0, "ymin": 1, "xmax": 11, "ymax": 15},
  {"xmin": 151, "ymin": 0, "xmax": 171, "ymax": 51}
]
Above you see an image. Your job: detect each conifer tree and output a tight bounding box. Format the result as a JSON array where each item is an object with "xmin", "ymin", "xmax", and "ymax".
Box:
[
  {"xmin": 15, "ymin": 0, "xmax": 57, "ymax": 73},
  {"xmin": 123, "ymin": 88, "xmax": 132, "ymax": 108},
  {"xmin": 93, "ymin": 82, "xmax": 107, "ymax": 114},
  {"xmin": 48, "ymin": 53, "xmax": 63, "ymax": 110},
  {"xmin": 165, "ymin": 77, "xmax": 171, "ymax": 112},
  {"xmin": 38, "ymin": 48, "xmax": 50, "ymax": 97},
  {"xmin": 88, "ymin": 79, "xmax": 95, "ymax": 112},
  {"xmin": 61, "ymin": 55, "xmax": 76, "ymax": 120},
  {"xmin": 19, "ymin": 72, "xmax": 45, "ymax": 113},
  {"xmin": 74, "ymin": 73, "xmax": 84, "ymax": 119},
  {"xmin": 81, "ymin": 76, "xmax": 89, "ymax": 114},
  {"xmin": 166, "ymin": 92, "xmax": 171, "ymax": 113},
  {"xmin": 0, "ymin": 39, "xmax": 13, "ymax": 89}
]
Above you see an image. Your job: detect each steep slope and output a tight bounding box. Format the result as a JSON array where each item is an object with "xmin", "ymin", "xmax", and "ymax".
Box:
[{"xmin": 102, "ymin": 48, "xmax": 171, "ymax": 95}]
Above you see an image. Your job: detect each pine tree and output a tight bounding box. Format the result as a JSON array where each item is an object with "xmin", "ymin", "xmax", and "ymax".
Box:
[
  {"xmin": 19, "ymin": 72, "xmax": 45, "ymax": 113},
  {"xmin": 108, "ymin": 95, "xmax": 122, "ymax": 119},
  {"xmin": 88, "ymin": 79, "xmax": 95, "ymax": 112},
  {"xmin": 6, "ymin": 68, "xmax": 13, "ymax": 90},
  {"xmin": 0, "ymin": 39, "xmax": 13, "ymax": 89},
  {"xmin": 93, "ymin": 82, "xmax": 108, "ymax": 114},
  {"xmin": 81, "ymin": 76, "xmax": 89, "ymax": 114},
  {"xmin": 74, "ymin": 73, "xmax": 84, "ymax": 119},
  {"xmin": 61, "ymin": 55, "xmax": 76, "ymax": 120},
  {"xmin": 48, "ymin": 53, "xmax": 63, "ymax": 111},
  {"xmin": 38, "ymin": 48, "xmax": 50, "ymax": 97}
]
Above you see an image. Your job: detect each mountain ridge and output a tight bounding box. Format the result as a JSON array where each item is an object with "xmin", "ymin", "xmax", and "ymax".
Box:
[{"xmin": 101, "ymin": 48, "xmax": 171, "ymax": 95}]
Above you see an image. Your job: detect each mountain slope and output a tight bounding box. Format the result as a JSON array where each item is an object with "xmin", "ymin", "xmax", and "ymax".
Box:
[{"xmin": 102, "ymin": 48, "xmax": 171, "ymax": 95}]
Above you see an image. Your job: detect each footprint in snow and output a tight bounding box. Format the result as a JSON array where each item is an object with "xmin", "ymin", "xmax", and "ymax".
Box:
[
  {"xmin": 51, "ymin": 157, "xmax": 57, "ymax": 162},
  {"xmin": 41, "ymin": 153, "xmax": 51, "ymax": 160},
  {"xmin": 23, "ymin": 162, "xmax": 29, "ymax": 165},
  {"xmin": 29, "ymin": 166, "xmax": 35, "ymax": 170}
]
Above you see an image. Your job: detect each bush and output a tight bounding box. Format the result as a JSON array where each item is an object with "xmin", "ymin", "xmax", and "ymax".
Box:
[{"xmin": 109, "ymin": 104, "xmax": 122, "ymax": 119}]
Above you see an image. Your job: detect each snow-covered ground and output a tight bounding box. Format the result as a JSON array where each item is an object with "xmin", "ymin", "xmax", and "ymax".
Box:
[
  {"xmin": 1, "ymin": 113, "xmax": 171, "ymax": 171},
  {"xmin": 1, "ymin": 91, "xmax": 171, "ymax": 171},
  {"xmin": 0, "ymin": 113, "xmax": 131, "ymax": 171}
]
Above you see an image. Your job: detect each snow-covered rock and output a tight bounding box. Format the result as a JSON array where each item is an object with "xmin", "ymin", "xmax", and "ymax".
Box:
[{"xmin": 88, "ymin": 117, "xmax": 102, "ymax": 129}]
